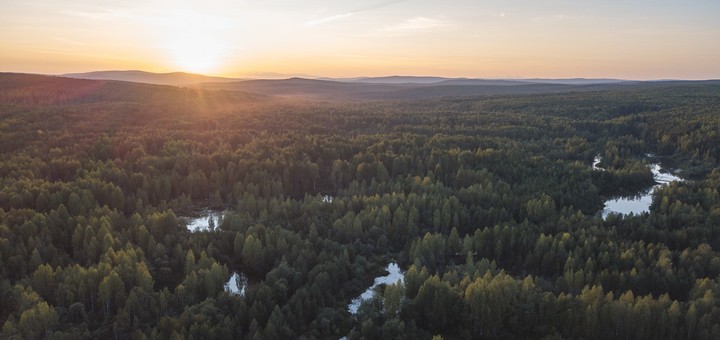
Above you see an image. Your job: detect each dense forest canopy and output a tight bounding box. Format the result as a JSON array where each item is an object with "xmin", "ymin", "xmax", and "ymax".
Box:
[{"xmin": 1, "ymin": 73, "xmax": 720, "ymax": 339}]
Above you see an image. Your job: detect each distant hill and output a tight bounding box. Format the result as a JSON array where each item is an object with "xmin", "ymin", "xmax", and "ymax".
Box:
[
  {"xmin": 0, "ymin": 73, "xmax": 264, "ymax": 105},
  {"xmin": 349, "ymin": 76, "xmax": 454, "ymax": 84},
  {"xmin": 63, "ymin": 70, "xmax": 243, "ymax": 86},
  {"xmin": 196, "ymin": 77, "xmax": 422, "ymax": 99},
  {"xmin": 315, "ymin": 76, "xmax": 448, "ymax": 84},
  {"xmin": 520, "ymin": 78, "xmax": 632, "ymax": 85},
  {"xmin": 194, "ymin": 77, "xmax": 646, "ymax": 100},
  {"xmin": 320, "ymin": 76, "xmax": 534, "ymax": 85},
  {"xmin": 43, "ymin": 70, "xmax": 714, "ymax": 101},
  {"xmin": 322, "ymin": 76, "xmax": 630, "ymax": 85},
  {"xmin": 433, "ymin": 79, "xmax": 536, "ymax": 86},
  {"xmin": 0, "ymin": 73, "xmax": 108, "ymax": 105},
  {"xmin": 62, "ymin": 71, "xmax": 631, "ymax": 87}
]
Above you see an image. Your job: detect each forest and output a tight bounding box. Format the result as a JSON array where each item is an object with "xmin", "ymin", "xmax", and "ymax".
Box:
[{"xmin": 1, "ymin": 73, "xmax": 720, "ymax": 339}]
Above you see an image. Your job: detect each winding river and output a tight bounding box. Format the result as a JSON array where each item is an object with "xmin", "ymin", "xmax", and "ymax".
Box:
[
  {"xmin": 594, "ymin": 156, "xmax": 683, "ymax": 218},
  {"xmin": 347, "ymin": 263, "xmax": 404, "ymax": 314}
]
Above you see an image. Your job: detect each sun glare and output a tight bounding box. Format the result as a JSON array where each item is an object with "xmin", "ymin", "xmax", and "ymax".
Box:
[
  {"xmin": 168, "ymin": 36, "xmax": 222, "ymax": 74},
  {"xmin": 158, "ymin": 10, "xmax": 229, "ymax": 74}
]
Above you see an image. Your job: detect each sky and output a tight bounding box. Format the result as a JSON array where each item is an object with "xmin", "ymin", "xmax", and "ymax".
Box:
[{"xmin": 1, "ymin": 0, "xmax": 719, "ymax": 79}]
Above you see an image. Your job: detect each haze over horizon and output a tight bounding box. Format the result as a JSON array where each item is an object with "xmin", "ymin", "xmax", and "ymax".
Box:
[{"xmin": 2, "ymin": 0, "xmax": 719, "ymax": 80}]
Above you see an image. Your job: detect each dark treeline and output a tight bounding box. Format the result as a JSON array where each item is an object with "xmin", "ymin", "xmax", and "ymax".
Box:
[{"xmin": 1, "ymin": 74, "xmax": 719, "ymax": 339}]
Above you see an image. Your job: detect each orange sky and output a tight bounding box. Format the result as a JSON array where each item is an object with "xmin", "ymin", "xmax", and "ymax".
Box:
[{"xmin": 1, "ymin": 0, "xmax": 719, "ymax": 79}]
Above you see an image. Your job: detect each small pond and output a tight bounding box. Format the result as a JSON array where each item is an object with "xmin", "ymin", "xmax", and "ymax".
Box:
[
  {"xmin": 182, "ymin": 209, "xmax": 225, "ymax": 232},
  {"xmin": 225, "ymin": 272, "xmax": 247, "ymax": 296}
]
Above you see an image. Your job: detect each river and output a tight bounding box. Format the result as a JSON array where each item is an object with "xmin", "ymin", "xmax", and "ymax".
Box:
[
  {"xmin": 595, "ymin": 155, "xmax": 683, "ymax": 218},
  {"xmin": 347, "ymin": 262, "xmax": 404, "ymax": 314}
]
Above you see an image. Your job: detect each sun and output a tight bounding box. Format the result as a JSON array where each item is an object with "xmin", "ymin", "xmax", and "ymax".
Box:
[
  {"xmin": 168, "ymin": 36, "xmax": 222, "ymax": 74},
  {"xmin": 158, "ymin": 10, "xmax": 229, "ymax": 74}
]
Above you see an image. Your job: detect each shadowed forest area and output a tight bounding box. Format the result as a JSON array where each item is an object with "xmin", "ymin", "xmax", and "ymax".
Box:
[{"xmin": 1, "ymin": 73, "xmax": 720, "ymax": 339}]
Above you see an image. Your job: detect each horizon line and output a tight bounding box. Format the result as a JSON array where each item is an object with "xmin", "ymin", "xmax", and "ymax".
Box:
[{"xmin": 5, "ymin": 69, "xmax": 720, "ymax": 82}]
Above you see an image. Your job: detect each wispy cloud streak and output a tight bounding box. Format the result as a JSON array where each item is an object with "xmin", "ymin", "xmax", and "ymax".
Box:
[
  {"xmin": 60, "ymin": 9, "xmax": 127, "ymax": 21},
  {"xmin": 304, "ymin": 0, "xmax": 404, "ymax": 27},
  {"xmin": 381, "ymin": 17, "xmax": 455, "ymax": 36},
  {"xmin": 305, "ymin": 12, "xmax": 355, "ymax": 26},
  {"xmin": 532, "ymin": 14, "xmax": 574, "ymax": 22}
]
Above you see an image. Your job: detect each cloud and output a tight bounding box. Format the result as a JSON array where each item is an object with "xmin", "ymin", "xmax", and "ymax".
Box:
[
  {"xmin": 304, "ymin": 12, "xmax": 356, "ymax": 26},
  {"xmin": 53, "ymin": 37, "xmax": 86, "ymax": 46},
  {"xmin": 551, "ymin": 14, "xmax": 572, "ymax": 20},
  {"xmin": 60, "ymin": 9, "xmax": 127, "ymax": 21},
  {"xmin": 303, "ymin": 0, "xmax": 404, "ymax": 27},
  {"xmin": 381, "ymin": 17, "xmax": 454, "ymax": 36},
  {"xmin": 532, "ymin": 14, "xmax": 574, "ymax": 22}
]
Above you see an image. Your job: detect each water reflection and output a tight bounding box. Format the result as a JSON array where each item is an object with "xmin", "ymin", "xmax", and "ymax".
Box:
[
  {"xmin": 183, "ymin": 210, "xmax": 224, "ymax": 232},
  {"xmin": 225, "ymin": 272, "xmax": 247, "ymax": 296},
  {"xmin": 348, "ymin": 263, "xmax": 403, "ymax": 314},
  {"xmin": 596, "ymin": 156, "xmax": 683, "ymax": 218},
  {"xmin": 592, "ymin": 155, "xmax": 604, "ymax": 171}
]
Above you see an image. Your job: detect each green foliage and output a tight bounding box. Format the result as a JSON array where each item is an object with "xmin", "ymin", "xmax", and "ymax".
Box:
[{"xmin": 1, "ymin": 74, "xmax": 720, "ymax": 338}]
